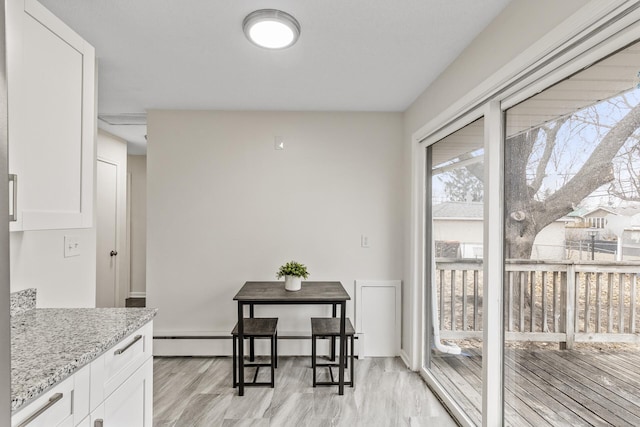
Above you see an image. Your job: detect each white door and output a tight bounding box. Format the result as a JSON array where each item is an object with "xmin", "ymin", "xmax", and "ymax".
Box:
[{"xmin": 97, "ymin": 160, "xmax": 118, "ymax": 307}]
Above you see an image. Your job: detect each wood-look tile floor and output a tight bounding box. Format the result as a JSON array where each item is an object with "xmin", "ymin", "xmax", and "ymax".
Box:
[{"xmin": 153, "ymin": 356, "xmax": 458, "ymax": 427}]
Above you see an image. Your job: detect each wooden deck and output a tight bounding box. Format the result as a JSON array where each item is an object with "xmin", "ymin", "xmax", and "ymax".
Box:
[{"xmin": 431, "ymin": 346, "xmax": 640, "ymax": 426}]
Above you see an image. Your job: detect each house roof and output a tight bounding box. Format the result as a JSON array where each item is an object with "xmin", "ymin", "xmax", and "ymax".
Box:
[
  {"xmin": 432, "ymin": 201, "xmax": 483, "ymax": 219},
  {"xmin": 566, "ymin": 206, "xmax": 617, "ymax": 218},
  {"xmin": 567, "ymin": 205, "xmax": 640, "ymax": 219}
]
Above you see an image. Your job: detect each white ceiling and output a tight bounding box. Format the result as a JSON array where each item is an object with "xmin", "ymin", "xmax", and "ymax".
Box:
[{"xmin": 39, "ymin": 0, "xmax": 511, "ymax": 153}]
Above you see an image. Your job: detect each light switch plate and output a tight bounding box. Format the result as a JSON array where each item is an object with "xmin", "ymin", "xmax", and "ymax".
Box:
[{"xmin": 64, "ymin": 235, "xmax": 80, "ymax": 257}]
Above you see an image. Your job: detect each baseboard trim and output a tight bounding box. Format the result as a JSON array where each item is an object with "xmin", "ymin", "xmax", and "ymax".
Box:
[
  {"xmin": 399, "ymin": 349, "xmax": 411, "ymax": 369},
  {"xmin": 128, "ymin": 292, "xmax": 146, "ymax": 298},
  {"xmin": 154, "ymin": 335, "xmax": 335, "ymax": 340},
  {"xmin": 153, "ymin": 334, "xmax": 359, "ymax": 357}
]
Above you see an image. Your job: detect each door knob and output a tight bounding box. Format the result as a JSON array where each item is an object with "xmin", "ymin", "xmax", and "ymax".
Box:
[{"xmin": 110, "ymin": 250, "xmax": 118, "ymax": 257}]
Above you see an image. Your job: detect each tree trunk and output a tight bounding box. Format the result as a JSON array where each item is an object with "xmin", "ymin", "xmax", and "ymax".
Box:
[
  {"xmin": 504, "ymin": 130, "xmax": 538, "ymax": 259},
  {"xmin": 504, "ymin": 103, "xmax": 640, "ymax": 259}
]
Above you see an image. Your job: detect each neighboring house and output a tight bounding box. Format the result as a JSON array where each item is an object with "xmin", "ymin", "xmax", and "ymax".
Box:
[
  {"xmin": 433, "ymin": 202, "xmax": 640, "ymax": 261},
  {"xmin": 432, "ymin": 202, "xmax": 483, "ymax": 258},
  {"xmin": 565, "ymin": 206, "xmax": 618, "ymax": 231},
  {"xmin": 565, "ymin": 205, "xmax": 640, "ymax": 259},
  {"xmin": 432, "ymin": 201, "xmax": 566, "ymax": 260}
]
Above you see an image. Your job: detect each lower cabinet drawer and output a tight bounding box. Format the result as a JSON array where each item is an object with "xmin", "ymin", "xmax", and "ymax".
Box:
[
  {"xmin": 11, "ymin": 374, "xmax": 74, "ymax": 427},
  {"xmin": 103, "ymin": 322, "xmax": 152, "ymax": 398},
  {"xmin": 103, "ymin": 357, "xmax": 153, "ymax": 427}
]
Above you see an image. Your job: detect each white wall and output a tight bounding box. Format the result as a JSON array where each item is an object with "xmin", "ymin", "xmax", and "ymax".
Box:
[
  {"xmin": 10, "ymin": 115, "xmax": 97, "ymax": 306},
  {"xmin": 147, "ymin": 110, "xmax": 403, "ymax": 354},
  {"xmin": 434, "ymin": 219, "xmax": 483, "ymax": 247},
  {"xmin": 402, "ymin": 0, "xmax": 589, "ymax": 365},
  {"xmin": 10, "ymin": 230, "xmax": 96, "ymax": 307},
  {"xmin": 403, "ymin": 0, "xmax": 590, "ymax": 133},
  {"xmin": 127, "ymin": 154, "xmax": 146, "ymax": 296},
  {"xmin": 97, "ymin": 130, "xmax": 128, "ymax": 305}
]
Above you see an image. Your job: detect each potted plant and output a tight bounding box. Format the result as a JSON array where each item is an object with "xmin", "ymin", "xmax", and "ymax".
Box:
[{"xmin": 276, "ymin": 261, "xmax": 309, "ymax": 292}]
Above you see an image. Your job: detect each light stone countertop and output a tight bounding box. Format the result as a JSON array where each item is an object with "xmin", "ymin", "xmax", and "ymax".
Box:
[
  {"xmin": 9, "ymin": 288, "xmax": 36, "ymax": 317},
  {"xmin": 11, "ymin": 307, "xmax": 157, "ymax": 412}
]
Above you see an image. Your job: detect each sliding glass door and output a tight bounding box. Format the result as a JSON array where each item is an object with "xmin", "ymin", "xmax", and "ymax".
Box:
[
  {"xmin": 503, "ymin": 41, "xmax": 640, "ymax": 426},
  {"xmin": 425, "ymin": 118, "xmax": 485, "ymax": 426}
]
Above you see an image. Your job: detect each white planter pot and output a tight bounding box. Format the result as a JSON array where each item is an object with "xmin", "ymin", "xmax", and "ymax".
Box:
[{"xmin": 284, "ymin": 275, "xmax": 302, "ymax": 292}]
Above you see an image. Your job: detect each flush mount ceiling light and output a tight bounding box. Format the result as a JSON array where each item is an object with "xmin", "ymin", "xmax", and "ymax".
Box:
[{"xmin": 243, "ymin": 9, "xmax": 300, "ymax": 49}]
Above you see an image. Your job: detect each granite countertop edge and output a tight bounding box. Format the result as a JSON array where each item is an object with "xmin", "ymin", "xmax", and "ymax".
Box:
[{"xmin": 11, "ymin": 307, "xmax": 157, "ymax": 413}]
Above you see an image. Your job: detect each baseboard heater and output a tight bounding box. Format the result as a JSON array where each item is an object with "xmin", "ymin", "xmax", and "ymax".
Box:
[{"xmin": 154, "ymin": 335, "xmax": 358, "ymax": 340}]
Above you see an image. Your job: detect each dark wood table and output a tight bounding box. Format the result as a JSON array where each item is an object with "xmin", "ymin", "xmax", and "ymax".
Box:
[{"xmin": 233, "ymin": 281, "xmax": 351, "ymax": 396}]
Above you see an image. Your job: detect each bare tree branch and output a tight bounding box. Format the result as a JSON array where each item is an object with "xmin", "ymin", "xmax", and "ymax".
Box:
[
  {"xmin": 505, "ymin": 101, "xmax": 640, "ymax": 258},
  {"xmin": 534, "ymin": 102, "xmax": 640, "ymax": 230},
  {"xmin": 608, "ymin": 144, "xmax": 640, "ymax": 201},
  {"xmin": 530, "ymin": 118, "xmax": 568, "ymax": 193}
]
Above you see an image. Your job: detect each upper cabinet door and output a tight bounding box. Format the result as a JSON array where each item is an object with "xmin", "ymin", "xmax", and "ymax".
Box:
[{"xmin": 7, "ymin": 0, "xmax": 95, "ymax": 231}]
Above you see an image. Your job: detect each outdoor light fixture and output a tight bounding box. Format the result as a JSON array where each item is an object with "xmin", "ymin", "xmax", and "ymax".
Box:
[{"xmin": 243, "ymin": 9, "xmax": 300, "ymax": 49}]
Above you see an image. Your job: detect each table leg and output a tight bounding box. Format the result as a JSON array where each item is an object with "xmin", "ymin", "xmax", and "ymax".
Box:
[
  {"xmin": 338, "ymin": 301, "xmax": 346, "ymax": 395},
  {"xmin": 330, "ymin": 304, "xmax": 337, "ymax": 361},
  {"xmin": 237, "ymin": 302, "xmax": 245, "ymax": 396},
  {"xmin": 249, "ymin": 304, "xmax": 255, "ymax": 362}
]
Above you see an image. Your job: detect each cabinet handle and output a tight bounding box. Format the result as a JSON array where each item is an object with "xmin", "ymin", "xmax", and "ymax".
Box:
[
  {"xmin": 110, "ymin": 250, "xmax": 118, "ymax": 257},
  {"xmin": 16, "ymin": 392, "xmax": 63, "ymax": 427},
  {"xmin": 114, "ymin": 334, "xmax": 142, "ymax": 355},
  {"xmin": 8, "ymin": 174, "xmax": 17, "ymax": 222},
  {"xmin": 94, "ymin": 419, "xmax": 104, "ymax": 427}
]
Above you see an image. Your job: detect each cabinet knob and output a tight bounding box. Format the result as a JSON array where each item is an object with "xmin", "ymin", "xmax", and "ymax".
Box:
[{"xmin": 110, "ymin": 250, "xmax": 118, "ymax": 257}]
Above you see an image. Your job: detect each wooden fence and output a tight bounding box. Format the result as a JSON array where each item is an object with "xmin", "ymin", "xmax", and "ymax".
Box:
[{"xmin": 435, "ymin": 259, "xmax": 640, "ymax": 348}]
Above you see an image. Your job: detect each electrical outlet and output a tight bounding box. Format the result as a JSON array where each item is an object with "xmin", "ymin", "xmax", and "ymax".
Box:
[
  {"xmin": 274, "ymin": 136, "xmax": 284, "ymax": 150},
  {"xmin": 361, "ymin": 234, "xmax": 370, "ymax": 248},
  {"xmin": 64, "ymin": 236, "xmax": 80, "ymax": 257}
]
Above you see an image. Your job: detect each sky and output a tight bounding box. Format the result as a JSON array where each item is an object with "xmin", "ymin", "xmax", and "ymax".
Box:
[{"xmin": 431, "ymin": 88, "xmax": 640, "ymax": 213}]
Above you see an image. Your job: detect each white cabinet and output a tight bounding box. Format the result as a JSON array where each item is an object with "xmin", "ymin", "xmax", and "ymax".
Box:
[
  {"xmin": 11, "ymin": 322, "xmax": 153, "ymax": 427},
  {"xmin": 83, "ymin": 358, "xmax": 152, "ymax": 427},
  {"xmin": 10, "ymin": 364, "xmax": 89, "ymax": 427},
  {"xmin": 91, "ymin": 322, "xmax": 153, "ymax": 427},
  {"xmin": 57, "ymin": 416, "xmax": 76, "ymax": 427},
  {"xmin": 7, "ymin": 0, "xmax": 95, "ymax": 231},
  {"xmin": 103, "ymin": 357, "xmax": 153, "ymax": 427},
  {"xmin": 87, "ymin": 404, "xmax": 104, "ymax": 427}
]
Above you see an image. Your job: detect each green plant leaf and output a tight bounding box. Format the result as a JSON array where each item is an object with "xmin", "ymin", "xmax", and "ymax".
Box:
[{"xmin": 276, "ymin": 260, "xmax": 309, "ymax": 279}]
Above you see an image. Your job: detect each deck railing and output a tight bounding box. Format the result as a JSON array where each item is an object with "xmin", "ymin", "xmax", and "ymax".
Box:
[{"xmin": 435, "ymin": 258, "xmax": 640, "ymax": 348}]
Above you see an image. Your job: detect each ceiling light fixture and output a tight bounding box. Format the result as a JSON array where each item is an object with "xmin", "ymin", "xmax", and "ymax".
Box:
[{"xmin": 243, "ymin": 9, "xmax": 300, "ymax": 50}]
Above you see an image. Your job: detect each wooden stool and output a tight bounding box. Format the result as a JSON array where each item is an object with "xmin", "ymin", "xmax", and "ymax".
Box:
[
  {"xmin": 232, "ymin": 318, "xmax": 278, "ymax": 388},
  {"xmin": 311, "ymin": 317, "xmax": 355, "ymax": 387}
]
